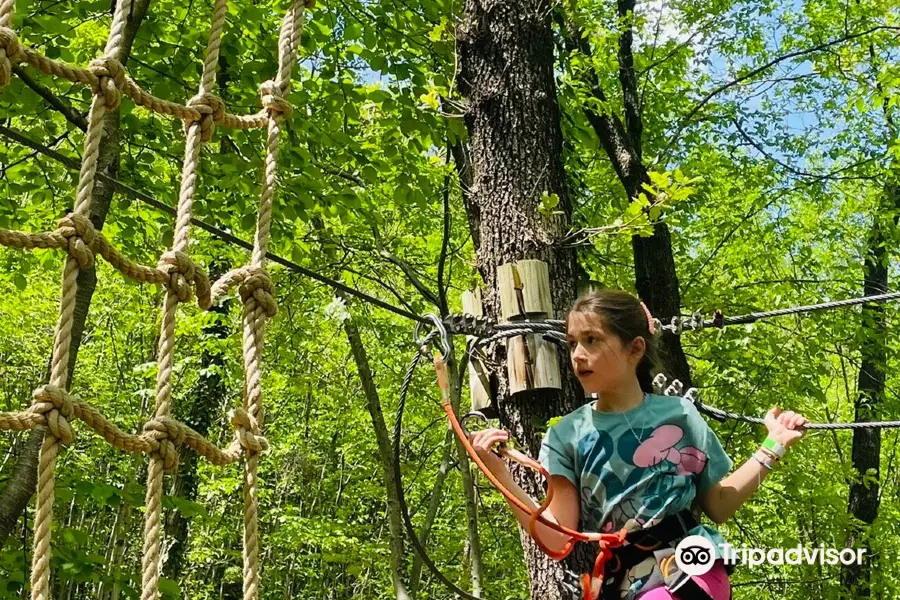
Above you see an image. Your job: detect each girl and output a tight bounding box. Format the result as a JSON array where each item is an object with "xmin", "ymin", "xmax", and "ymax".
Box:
[{"xmin": 469, "ymin": 289, "xmax": 808, "ymax": 599}]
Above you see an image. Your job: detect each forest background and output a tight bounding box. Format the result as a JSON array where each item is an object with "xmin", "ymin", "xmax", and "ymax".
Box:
[{"xmin": 0, "ymin": 0, "xmax": 898, "ymax": 598}]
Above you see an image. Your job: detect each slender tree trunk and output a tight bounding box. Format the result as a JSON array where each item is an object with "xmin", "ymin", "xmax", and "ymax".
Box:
[
  {"xmin": 558, "ymin": 10, "xmax": 691, "ymax": 385},
  {"xmin": 409, "ymin": 430, "xmax": 454, "ymax": 595},
  {"xmin": 343, "ymin": 314, "xmax": 412, "ymax": 600},
  {"xmin": 448, "ymin": 357, "xmax": 484, "ymax": 597},
  {"xmin": 0, "ymin": 0, "xmax": 153, "ymax": 550},
  {"xmin": 456, "ymin": 0, "xmax": 591, "ymax": 595},
  {"xmin": 841, "ymin": 181, "xmax": 898, "ymax": 596},
  {"xmin": 164, "ymin": 271, "xmax": 230, "ymax": 580}
]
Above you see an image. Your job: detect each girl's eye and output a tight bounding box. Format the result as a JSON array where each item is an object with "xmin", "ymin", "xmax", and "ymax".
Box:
[{"xmin": 586, "ymin": 336, "xmax": 596, "ymax": 345}]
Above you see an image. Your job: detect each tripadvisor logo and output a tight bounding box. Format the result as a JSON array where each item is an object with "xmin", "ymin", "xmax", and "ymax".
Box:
[{"xmin": 674, "ymin": 535, "xmax": 867, "ymax": 575}]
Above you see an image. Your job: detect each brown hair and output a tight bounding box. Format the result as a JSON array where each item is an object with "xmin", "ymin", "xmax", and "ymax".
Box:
[{"xmin": 566, "ymin": 289, "xmax": 662, "ymax": 393}]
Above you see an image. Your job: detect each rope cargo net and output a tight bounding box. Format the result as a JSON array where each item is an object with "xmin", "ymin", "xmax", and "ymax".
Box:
[{"xmin": 0, "ymin": 0, "xmax": 312, "ymax": 597}]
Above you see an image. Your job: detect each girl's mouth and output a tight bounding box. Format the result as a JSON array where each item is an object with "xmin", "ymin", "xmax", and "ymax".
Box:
[{"xmin": 577, "ymin": 369, "xmax": 594, "ymax": 377}]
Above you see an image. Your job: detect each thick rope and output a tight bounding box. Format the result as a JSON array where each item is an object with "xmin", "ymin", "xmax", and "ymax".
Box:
[
  {"xmin": 140, "ymin": 1, "xmax": 228, "ymax": 597},
  {"xmin": 21, "ymin": 1, "xmax": 133, "ymax": 597},
  {"xmin": 0, "ymin": 33, "xmax": 273, "ymax": 128},
  {"xmin": 0, "ymin": 1, "xmax": 309, "ymax": 597},
  {"xmin": 0, "ymin": 386, "xmax": 256, "ymax": 465},
  {"xmin": 230, "ymin": 3, "xmax": 307, "ymax": 597},
  {"xmin": 0, "ymin": 216, "xmax": 211, "ymax": 307}
]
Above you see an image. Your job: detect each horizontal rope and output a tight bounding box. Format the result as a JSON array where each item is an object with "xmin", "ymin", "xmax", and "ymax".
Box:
[
  {"xmin": 420, "ymin": 318, "xmax": 900, "ymax": 431},
  {"xmin": 444, "ymin": 287, "xmax": 900, "ymax": 340},
  {"xmin": 661, "ymin": 290, "xmax": 900, "ymax": 334},
  {"xmin": 656, "ymin": 377, "xmax": 900, "ymax": 431},
  {"xmin": 0, "ymin": 385, "xmax": 265, "ymax": 470},
  {"xmin": 1, "ymin": 30, "xmax": 273, "ymax": 135},
  {"xmin": 0, "ymin": 213, "xmax": 211, "ymax": 308}
]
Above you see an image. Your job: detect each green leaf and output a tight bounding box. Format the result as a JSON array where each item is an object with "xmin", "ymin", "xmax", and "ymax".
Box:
[{"xmin": 159, "ymin": 577, "xmax": 181, "ymax": 598}]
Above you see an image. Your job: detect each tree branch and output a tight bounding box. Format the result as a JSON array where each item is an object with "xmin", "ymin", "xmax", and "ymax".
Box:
[
  {"xmin": 378, "ymin": 249, "xmax": 440, "ymax": 307},
  {"xmin": 616, "ymin": 0, "xmax": 642, "ymax": 158},
  {"xmin": 557, "ymin": 13, "xmax": 644, "ymax": 195},
  {"xmin": 731, "ymin": 117, "xmax": 881, "ymax": 182},
  {"xmin": 660, "ymin": 25, "xmax": 900, "ymax": 161},
  {"xmin": 12, "ymin": 65, "xmax": 88, "ymax": 131}
]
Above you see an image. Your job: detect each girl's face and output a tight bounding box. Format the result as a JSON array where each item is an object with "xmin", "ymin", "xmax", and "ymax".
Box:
[{"xmin": 566, "ymin": 311, "xmax": 645, "ymax": 394}]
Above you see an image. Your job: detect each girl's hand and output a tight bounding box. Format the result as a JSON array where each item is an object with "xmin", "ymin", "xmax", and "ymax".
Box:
[
  {"xmin": 764, "ymin": 407, "xmax": 808, "ymax": 449},
  {"xmin": 468, "ymin": 428, "xmax": 511, "ymax": 476}
]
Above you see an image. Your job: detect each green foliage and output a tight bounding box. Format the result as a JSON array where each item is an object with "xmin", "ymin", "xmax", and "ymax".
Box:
[{"xmin": 0, "ymin": 0, "xmax": 898, "ymax": 598}]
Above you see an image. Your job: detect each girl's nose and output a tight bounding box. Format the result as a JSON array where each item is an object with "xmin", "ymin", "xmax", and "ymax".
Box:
[{"xmin": 571, "ymin": 343, "xmax": 586, "ymax": 361}]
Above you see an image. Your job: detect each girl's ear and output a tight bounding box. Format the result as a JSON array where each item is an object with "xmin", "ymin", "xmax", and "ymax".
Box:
[{"xmin": 630, "ymin": 336, "xmax": 646, "ymax": 362}]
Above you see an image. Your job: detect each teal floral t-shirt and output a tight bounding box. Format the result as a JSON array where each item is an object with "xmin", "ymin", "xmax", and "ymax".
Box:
[{"xmin": 538, "ymin": 393, "xmax": 733, "ymax": 598}]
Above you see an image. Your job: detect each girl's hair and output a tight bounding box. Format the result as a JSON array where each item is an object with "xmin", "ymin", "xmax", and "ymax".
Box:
[{"xmin": 566, "ymin": 289, "xmax": 662, "ymax": 393}]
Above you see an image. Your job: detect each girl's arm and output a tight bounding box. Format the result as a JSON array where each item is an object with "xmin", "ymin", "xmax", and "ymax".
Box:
[
  {"xmin": 697, "ymin": 407, "xmax": 807, "ymax": 524},
  {"xmin": 468, "ymin": 428, "xmax": 581, "ymax": 559}
]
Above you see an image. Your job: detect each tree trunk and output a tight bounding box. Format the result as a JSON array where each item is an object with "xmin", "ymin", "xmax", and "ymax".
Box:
[
  {"xmin": 456, "ymin": 0, "xmax": 590, "ymax": 595},
  {"xmin": 841, "ymin": 181, "xmax": 898, "ymax": 596},
  {"xmin": 0, "ymin": 0, "xmax": 153, "ymax": 550},
  {"xmin": 558, "ymin": 11, "xmax": 691, "ymax": 385},
  {"xmin": 409, "ymin": 430, "xmax": 454, "ymax": 595},
  {"xmin": 343, "ymin": 314, "xmax": 412, "ymax": 600},
  {"xmin": 164, "ymin": 272, "xmax": 230, "ymax": 581},
  {"xmin": 448, "ymin": 357, "xmax": 485, "ymax": 597}
]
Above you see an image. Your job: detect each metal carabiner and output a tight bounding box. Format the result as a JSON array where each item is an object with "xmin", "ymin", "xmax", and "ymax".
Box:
[
  {"xmin": 414, "ymin": 313, "xmax": 453, "ymax": 358},
  {"xmin": 460, "ymin": 410, "xmax": 489, "ymax": 438}
]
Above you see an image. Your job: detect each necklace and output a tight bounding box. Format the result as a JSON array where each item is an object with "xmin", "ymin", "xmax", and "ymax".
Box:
[{"xmin": 622, "ymin": 392, "xmax": 649, "ymax": 444}]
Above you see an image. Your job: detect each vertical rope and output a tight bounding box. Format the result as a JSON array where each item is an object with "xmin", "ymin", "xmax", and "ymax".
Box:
[
  {"xmin": 241, "ymin": 3, "xmax": 307, "ymax": 598},
  {"xmin": 0, "ymin": 0, "xmax": 15, "ymax": 28},
  {"xmin": 2, "ymin": 0, "xmax": 307, "ymax": 596},
  {"xmin": 30, "ymin": 2, "xmax": 132, "ymax": 598},
  {"xmin": 140, "ymin": 1, "xmax": 228, "ymax": 599}
]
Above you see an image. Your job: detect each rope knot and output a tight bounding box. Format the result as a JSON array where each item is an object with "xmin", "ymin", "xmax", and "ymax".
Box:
[
  {"xmin": 230, "ymin": 408, "xmax": 269, "ymax": 453},
  {"xmin": 57, "ymin": 213, "xmax": 98, "ymax": 268},
  {"xmin": 239, "ymin": 269, "xmax": 277, "ymax": 318},
  {"xmin": 143, "ymin": 417, "xmax": 184, "ymax": 470},
  {"xmin": 88, "ymin": 57, "xmax": 126, "ymax": 109},
  {"xmin": 158, "ymin": 251, "xmax": 211, "ymax": 308},
  {"xmin": 187, "ymin": 92, "xmax": 226, "ymax": 142},
  {"xmin": 0, "ymin": 27, "xmax": 24, "ymax": 89},
  {"xmin": 31, "ymin": 385, "xmax": 76, "ymax": 444},
  {"xmin": 259, "ymin": 80, "xmax": 292, "ymax": 118}
]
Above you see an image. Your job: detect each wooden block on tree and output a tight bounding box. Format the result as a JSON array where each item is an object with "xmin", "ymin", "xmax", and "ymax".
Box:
[
  {"xmin": 497, "ymin": 263, "xmax": 522, "ymax": 321},
  {"xmin": 462, "ymin": 288, "xmax": 491, "ymax": 413},
  {"xmin": 497, "ymin": 260, "xmax": 561, "ymax": 395},
  {"xmin": 517, "ymin": 259, "xmax": 552, "ymax": 316}
]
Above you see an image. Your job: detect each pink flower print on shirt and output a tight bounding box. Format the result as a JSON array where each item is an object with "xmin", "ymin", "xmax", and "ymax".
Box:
[{"xmin": 632, "ymin": 424, "xmax": 708, "ymax": 476}]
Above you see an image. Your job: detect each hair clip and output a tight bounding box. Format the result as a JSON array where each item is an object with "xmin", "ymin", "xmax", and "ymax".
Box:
[{"xmin": 639, "ymin": 301, "xmax": 655, "ymax": 334}]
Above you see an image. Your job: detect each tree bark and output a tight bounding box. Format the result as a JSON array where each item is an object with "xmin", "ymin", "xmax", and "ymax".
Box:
[
  {"xmin": 841, "ymin": 181, "xmax": 898, "ymax": 597},
  {"xmin": 0, "ymin": 0, "xmax": 153, "ymax": 550},
  {"xmin": 344, "ymin": 314, "xmax": 412, "ymax": 600},
  {"xmin": 456, "ymin": 0, "xmax": 591, "ymax": 595}
]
